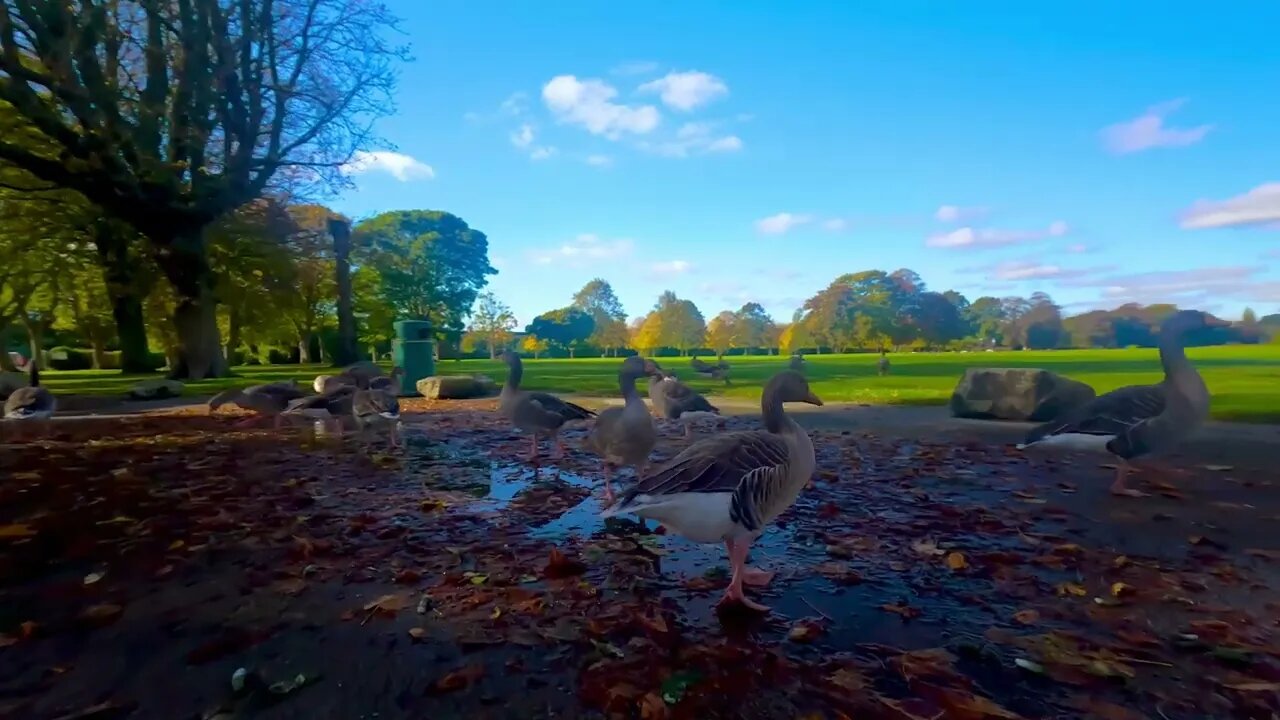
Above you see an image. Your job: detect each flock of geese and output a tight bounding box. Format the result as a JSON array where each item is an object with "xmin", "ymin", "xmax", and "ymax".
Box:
[{"xmin": 0, "ymin": 310, "xmax": 1218, "ymax": 609}]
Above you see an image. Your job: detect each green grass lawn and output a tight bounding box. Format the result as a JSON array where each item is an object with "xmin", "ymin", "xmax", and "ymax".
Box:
[{"xmin": 29, "ymin": 344, "xmax": 1280, "ymax": 423}]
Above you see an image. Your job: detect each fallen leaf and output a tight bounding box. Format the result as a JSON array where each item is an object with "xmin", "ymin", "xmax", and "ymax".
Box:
[
  {"xmin": 0, "ymin": 523, "xmax": 36, "ymax": 539},
  {"xmin": 659, "ymin": 671, "xmax": 700, "ymax": 704},
  {"xmin": 814, "ymin": 561, "xmax": 862, "ymax": 585},
  {"xmin": 827, "ymin": 667, "xmax": 867, "ymax": 692},
  {"xmin": 1056, "ymin": 582, "xmax": 1088, "ymax": 597},
  {"xmin": 1110, "ymin": 582, "xmax": 1133, "ymax": 597},
  {"xmin": 912, "ymin": 538, "xmax": 945, "ymax": 557},
  {"xmin": 78, "ymin": 604, "xmax": 123, "ymax": 626},
  {"xmin": 640, "ymin": 692, "xmax": 669, "ymax": 719},
  {"xmin": 787, "ymin": 619, "xmax": 824, "ymax": 643},
  {"xmin": 881, "ymin": 603, "xmax": 922, "ymax": 619},
  {"xmin": 433, "ymin": 663, "xmax": 484, "ymax": 693},
  {"xmin": 1245, "ymin": 548, "xmax": 1280, "ymax": 560},
  {"xmin": 273, "ymin": 578, "xmax": 307, "ymax": 596},
  {"xmin": 543, "ymin": 547, "xmax": 587, "ymax": 579},
  {"xmin": 1203, "ymin": 464, "xmax": 1233, "ymax": 472},
  {"xmin": 1013, "ymin": 609, "xmax": 1040, "ymax": 625},
  {"xmin": 0, "ymin": 635, "xmax": 17, "ymax": 648},
  {"xmin": 945, "ymin": 552, "xmax": 969, "ymax": 571},
  {"xmin": 83, "ymin": 571, "xmax": 106, "ymax": 586},
  {"xmin": 363, "ymin": 593, "xmax": 409, "ymax": 616},
  {"xmin": 407, "ymin": 627, "xmax": 427, "ymax": 641},
  {"xmin": 935, "ymin": 687, "xmax": 1022, "ymax": 719}
]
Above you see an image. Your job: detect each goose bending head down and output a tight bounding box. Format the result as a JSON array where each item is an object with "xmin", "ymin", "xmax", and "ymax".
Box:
[
  {"xmin": 586, "ymin": 355, "xmax": 663, "ymax": 503},
  {"xmin": 498, "ymin": 350, "xmax": 596, "ymax": 462},
  {"xmin": 602, "ymin": 370, "xmax": 823, "ymax": 612},
  {"xmin": 285, "ymin": 384, "xmax": 357, "ymax": 434},
  {"xmin": 649, "ymin": 371, "xmax": 720, "ymax": 439},
  {"xmin": 3, "ymin": 363, "xmax": 56, "ymax": 441},
  {"xmin": 352, "ymin": 385, "xmax": 402, "ymax": 448},
  {"xmin": 1017, "ymin": 310, "xmax": 1223, "ymax": 497},
  {"xmin": 208, "ymin": 381, "xmax": 305, "ymax": 428}
]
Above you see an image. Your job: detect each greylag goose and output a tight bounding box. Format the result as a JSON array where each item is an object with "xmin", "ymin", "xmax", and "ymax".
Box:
[
  {"xmin": 352, "ymin": 384, "xmax": 402, "ymax": 447},
  {"xmin": 1017, "ymin": 310, "xmax": 1222, "ymax": 497},
  {"xmin": 498, "ymin": 350, "xmax": 595, "ymax": 461},
  {"xmin": 602, "ymin": 370, "xmax": 823, "ymax": 611},
  {"xmin": 649, "ymin": 371, "xmax": 720, "ymax": 438},
  {"xmin": 284, "ymin": 384, "xmax": 357, "ymax": 433},
  {"xmin": 876, "ymin": 350, "xmax": 890, "ymax": 376},
  {"xmin": 586, "ymin": 355, "xmax": 663, "ymax": 502},
  {"xmin": 3, "ymin": 363, "xmax": 56, "ymax": 440},
  {"xmin": 691, "ymin": 355, "xmax": 731, "ymax": 385},
  {"xmin": 367, "ymin": 366, "xmax": 405, "ymax": 394},
  {"xmin": 208, "ymin": 380, "xmax": 306, "ymax": 428},
  {"xmin": 313, "ymin": 373, "xmax": 356, "ymax": 395},
  {"xmin": 789, "ymin": 353, "xmax": 805, "ymax": 372},
  {"xmin": 313, "ymin": 361, "xmax": 391, "ymax": 394}
]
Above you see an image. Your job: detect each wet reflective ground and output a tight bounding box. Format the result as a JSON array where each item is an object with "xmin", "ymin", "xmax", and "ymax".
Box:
[{"xmin": 1, "ymin": 406, "xmax": 1278, "ymax": 719}]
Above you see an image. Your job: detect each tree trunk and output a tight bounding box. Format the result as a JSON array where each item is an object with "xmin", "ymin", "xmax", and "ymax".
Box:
[
  {"xmin": 568, "ymin": 347, "xmax": 576, "ymax": 359},
  {"xmin": 111, "ymin": 294, "xmax": 152, "ymax": 372},
  {"xmin": 488, "ymin": 341, "xmax": 497, "ymax": 360},
  {"xmin": 0, "ymin": 336, "xmax": 15, "ymax": 371},
  {"xmin": 225, "ymin": 307, "xmax": 242, "ymax": 364},
  {"xmin": 298, "ymin": 331, "xmax": 313, "ymax": 364},
  {"xmin": 90, "ymin": 340, "xmax": 108, "ymax": 370},
  {"xmin": 155, "ymin": 232, "xmax": 229, "ymax": 379},
  {"xmin": 94, "ymin": 221, "xmax": 153, "ymax": 374},
  {"xmin": 25, "ymin": 321, "xmax": 43, "ymax": 366},
  {"xmin": 328, "ymin": 219, "xmax": 359, "ymax": 366}
]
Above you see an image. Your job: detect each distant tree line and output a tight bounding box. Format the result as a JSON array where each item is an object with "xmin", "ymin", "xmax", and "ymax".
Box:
[{"xmin": 464, "ymin": 270, "xmax": 1277, "ymax": 360}]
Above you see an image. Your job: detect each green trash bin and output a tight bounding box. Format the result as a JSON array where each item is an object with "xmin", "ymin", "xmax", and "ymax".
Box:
[{"xmin": 392, "ymin": 320, "xmax": 435, "ymax": 397}]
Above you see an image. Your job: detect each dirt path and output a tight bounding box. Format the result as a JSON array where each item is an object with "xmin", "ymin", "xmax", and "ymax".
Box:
[{"xmin": 3, "ymin": 404, "xmax": 1277, "ymax": 719}]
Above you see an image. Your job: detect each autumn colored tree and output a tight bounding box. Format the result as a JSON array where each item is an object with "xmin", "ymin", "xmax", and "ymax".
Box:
[
  {"xmin": 705, "ymin": 311, "xmax": 739, "ymax": 357},
  {"xmin": 520, "ymin": 335, "xmax": 549, "ymax": 359},
  {"xmin": 470, "ymin": 292, "xmax": 518, "ymax": 359},
  {"xmin": 571, "ymin": 279, "xmax": 629, "ymax": 356},
  {"xmin": 0, "ymin": 0, "xmax": 407, "ymax": 377}
]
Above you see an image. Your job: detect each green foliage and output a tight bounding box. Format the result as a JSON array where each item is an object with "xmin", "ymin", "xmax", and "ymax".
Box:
[
  {"xmin": 526, "ymin": 307, "xmax": 595, "ymax": 356},
  {"xmin": 572, "ymin": 279, "xmax": 629, "ymax": 352},
  {"xmin": 46, "ymin": 346, "xmax": 93, "ymax": 371},
  {"xmin": 469, "ymin": 292, "xmax": 517, "ymax": 357},
  {"xmin": 653, "ymin": 291, "xmax": 705, "ymax": 353},
  {"xmin": 354, "ymin": 210, "xmax": 497, "ymax": 333}
]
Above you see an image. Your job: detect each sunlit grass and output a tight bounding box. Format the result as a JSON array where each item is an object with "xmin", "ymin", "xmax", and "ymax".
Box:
[{"xmin": 33, "ymin": 344, "xmax": 1280, "ymax": 423}]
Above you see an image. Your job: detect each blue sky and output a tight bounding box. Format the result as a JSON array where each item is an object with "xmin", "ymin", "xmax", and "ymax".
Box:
[{"xmin": 332, "ymin": 1, "xmax": 1280, "ymax": 327}]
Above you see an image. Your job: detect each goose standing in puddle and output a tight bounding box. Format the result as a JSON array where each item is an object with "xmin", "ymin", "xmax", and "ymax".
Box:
[
  {"xmin": 603, "ymin": 370, "xmax": 822, "ymax": 612},
  {"xmin": 586, "ymin": 355, "xmax": 662, "ymax": 503},
  {"xmin": 498, "ymin": 350, "xmax": 595, "ymax": 461},
  {"xmin": 1017, "ymin": 310, "xmax": 1223, "ymax": 497}
]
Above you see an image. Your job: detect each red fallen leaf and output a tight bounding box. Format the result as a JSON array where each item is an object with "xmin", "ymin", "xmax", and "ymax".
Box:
[
  {"xmin": 636, "ymin": 613, "xmax": 670, "ymax": 634},
  {"xmin": 542, "ymin": 548, "xmax": 587, "ymax": 579},
  {"xmin": 814, "ymin": 561, "xmax": 863, "ymax": 585},
  {"xmin": 933, "ymin": 686, "xmax": 1022, "ymax": 719},
  {"xmin": 19, "ymin": 621, "xmax": 37, "ymax": 639},
  {"xmin": 1066, "ymin": 696, "xmax": 1152, "ymax": 720},
  {"xmin": 683, "ymin": 576, "xmax": 718, "ymax": 591},
  {"xmin": 945, "ymin": 552, "xmax": 969, "ymax": 571},
  {"xmin": 881, "ymin": 603, "xmax": 921, "ymax": 619},
  {"xmin": 1115, "ymin": 628, "xmax": 1161, "ymax": 647},
  {"xmin": 393, "ymin": 568, "xmax": 421, "ymax": 584},
  {"xmin": 363, "ymin": 593, "xmax": 410, "ymax": 616},
  {"xmin": 272, "ymin": 578, "xmax": 307, "ymax": 596},
  {"xmin": 1224, "ymin": 681, "xmax": 1280, "ymax": 691},
  {"xmin": 897, "ymin": 648, "xmax": 959, "ymax": 681},
  {"xmin": 639, "ymin": 692, "xmax": 669, "ymax": 719},
  {"xmin": 817, "ymin": 501, "xmax": 840, "ymax": 519},
  {"xmin": 432, "ymin": 663, "xmax": 485, "ymax": 693}
]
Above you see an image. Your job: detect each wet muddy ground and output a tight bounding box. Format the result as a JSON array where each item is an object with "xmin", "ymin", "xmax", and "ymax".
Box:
[{"xmin": 1, "ymin": 400, "xmax": 1278, "ymax": 719}]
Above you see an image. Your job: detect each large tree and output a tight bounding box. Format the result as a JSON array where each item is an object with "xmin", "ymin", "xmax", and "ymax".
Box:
[
  {"xmin": 571, "ymin": 278, "xmax": 629, "ymax": 356},
  {"xmin": 470, "ymin": 292, "xmax": 517, "ymax": 359},
  {"xmin": 0, "ymin": 0, "xmax": 406, "ymax": 378},
  {"xmin": 732, "ymin": 302, "xmax": 777, "ymax": 352},
  {"xmin": 356, "ymin": 211, "xmax": 497, "ymax": 335},
  {"xmin": 653, "ymin": 291, "xmax": 705, "ymax": 356},
  {"xmin": 705, "ymin": 311, "xmax": 739, "ymax": 357},
  {"xmin": 526, "ymin": 307, "xmax": 594, "ymax": 358}
]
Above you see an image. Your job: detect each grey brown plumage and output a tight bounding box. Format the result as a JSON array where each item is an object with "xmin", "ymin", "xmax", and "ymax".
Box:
[
  {"xmin": 603, "ymin": 370, "xmax": 823, "ymax": 612},
  {"xmin": 498, "ymin": 350, "xmax": 595, "ymax": 460},
  {"xmin": 208, "ymin": 381, "xmax": 305, "ymax": 428},
  {"xmin": 3, "ymin": 363, "xmax": 55, "ymax": 420},
  {"xmin": 586, "ymin": 356, "xmax": 662, "ymax": 500},
  {"xmin": 1018, "ymin": 310, "xmax": 1220, "ymax": 496},
  {"xmin": 352, "ymin": 385, "xmax": 402, "ymax": 447},
  {"xmin": 649, "ymin": 371, "xmax": 719, "ymax": 438}
]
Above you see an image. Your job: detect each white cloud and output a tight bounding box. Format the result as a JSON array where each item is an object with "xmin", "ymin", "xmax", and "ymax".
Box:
[
  {"xmin": 542, "ymin": 75, "xmax": 660, "ymax": 139},
  {"xmin": 585, "ymin": 154, "xmax": 613, "ymax": 167},
  {"xmin": 528, "ymin": 233, "xmax": 634, "ymax": 267},
  {"xmin": 926, "ymin": 220, "xmax": 1068, "ymax": 249},
  {"xmin": 500, "ymin": 92, "xmax": 528, "ymax": 116},
  {"xmin": 1179, "ymin": 183, "xmax": 1280, "ymax": 230},
  {"xmin": 935, "ymin": 205, "xmax": 988, "ymax": 223},
  {"xmin": 756, "ymin": 212, "xmax": 813, "ymax": 235},
  {"xmin": 821, "ymin": 218, "xmax": 848, "ymax": 232},
  {"xmin": 642, "ymin": 122, "xmax": 743, "ymax": 158},
  {"xmin": 341, "ymin": 151, "xmax": 435, "ymax": 181},
  {"xmin": 530, "ymin": 146, "xmax": 557, "ymax": 161},
  {"xmin": 650, "ymin": 259, "xmax": 693, "ymax": 276},
  {"xmin": 982, "ymin": 260, "xmax": 1099, "ymax": 282},
  {"xmin": 1100, "ymin": 99, "xmax": 1213, "ymax": 155},
  {"xmin": 1066, "ymin": 243, "xmax": 1089, "ymax": 253},
  {"xmin": 612, "ymin": 60, "xmax": 660, "ymax": 77},
  {"xmin": 510, "ymin": 124, "xmax": 535, "ymax": 149},
  {"xmin": 638, "ymin": 71, "xmax": 729, "ymax": 112},
  {"xmin": 1058, "ymin": 266, "xmax": 1280, "ymax": 305}
]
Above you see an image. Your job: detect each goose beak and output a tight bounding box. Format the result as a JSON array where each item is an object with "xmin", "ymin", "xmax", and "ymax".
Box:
[{"xmin": 804, "ymin": 392, "xmax": 824, "ymax": 406}]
